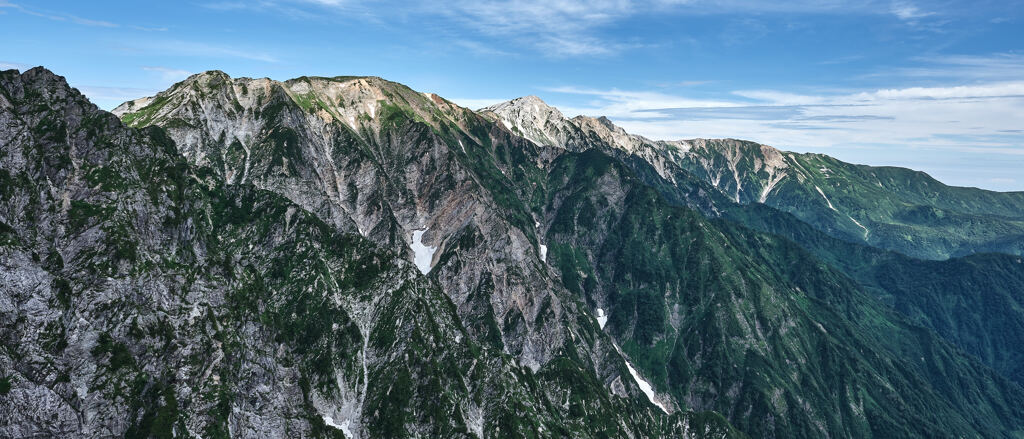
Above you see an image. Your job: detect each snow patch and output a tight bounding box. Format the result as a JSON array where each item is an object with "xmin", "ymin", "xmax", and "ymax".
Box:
[
  {"xmin": 411, "ymin": 229, "xmax": 437, "ymax": 275},
  {"xmin": 322, "ymin": 415, "xmax": 353, "ymax": 438},
  {"xmin": 624, "ymin": 360, "xmax": 668, "ymax": 413},
  {"xmin": 535, "ymin": 221, "xmax": 547, "ymax": 262},
  {"xmin": 596, "ymin": 308, "xmax": 608, "ymax": 329}
]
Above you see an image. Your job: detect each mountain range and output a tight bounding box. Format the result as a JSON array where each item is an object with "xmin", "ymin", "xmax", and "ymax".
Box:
[{"xmin": 2, "ymin": 67, "xmax": 1023, "ymax": 438}]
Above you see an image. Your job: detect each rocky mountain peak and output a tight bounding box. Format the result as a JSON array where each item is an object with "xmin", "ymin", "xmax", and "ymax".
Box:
[
  {"xmin": 114, "ymin": 71, "xmax": 478, "ymax": 147},
  {"xmin": 1, "ymin": 67, "xmax": 95, "ymax": 114},
  {"xmin": 479, "ymin": 95, "xmax": 581, "ymax": 148},
  {"xmin": 572, "ymin": 114, "xmax": 650, "ymax": 153}
]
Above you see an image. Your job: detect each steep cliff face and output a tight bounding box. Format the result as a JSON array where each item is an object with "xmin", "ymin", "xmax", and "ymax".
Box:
[
  {"xmin": 115, "ymin": 71, "xmax": 583, "ymax": 374},
  {"xmin": 483, "ymin": 96, "xmax": 1024, "ymax": 260},
  {"xmin": 1, "ymin": 68, "xmax": 745, "ymax": 438}
]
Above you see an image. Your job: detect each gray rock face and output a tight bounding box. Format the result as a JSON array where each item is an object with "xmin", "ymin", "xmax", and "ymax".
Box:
[
  {"xmin": 116, "ymin": 72, "xmax": 604, "ymax": 376},
  {"xmin": 2, "ymin": 67, "xmax": 743, "ymax": 438}
]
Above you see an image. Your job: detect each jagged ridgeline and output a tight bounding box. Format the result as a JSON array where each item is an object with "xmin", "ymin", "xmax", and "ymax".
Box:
[
  {"xmin": 113, "ymin": 70, "xmax": 1024, "ymax": 437},
  {"xmin": 1, "ymin": 65, "xmax": 1022, "ymax": 439},
  {"xmin": 0, "ymin": 68, "xmax": 741, "ymax": 438},
  {"xmin": 481, "ymin": 97, "xmax": 1024, "ymax": 261}
]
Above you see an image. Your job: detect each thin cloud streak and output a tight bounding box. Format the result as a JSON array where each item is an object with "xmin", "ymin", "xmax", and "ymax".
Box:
[
  {"xmin": 200, "ymin": 0, "xmax": 948, "ymax": 58},
  {"xmin": 0, "ymin": 1, "xmax": 165, "ymax": 30},
  {"xmin": 142, "ymin": 66, "xmax": 193, "ymax": 83},
  {"xmin": 126, "ymin": 41, "xmax": 280, "ymax": 63},
  {"xmin": 544, "ymin": 80, "xmax": 1024, "ymax": 164}
]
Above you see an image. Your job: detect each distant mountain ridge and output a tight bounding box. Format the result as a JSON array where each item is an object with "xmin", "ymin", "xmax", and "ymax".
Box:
[{"xmin": 482, "ymin": 95, "xmax": 1024, "ymax": 260}]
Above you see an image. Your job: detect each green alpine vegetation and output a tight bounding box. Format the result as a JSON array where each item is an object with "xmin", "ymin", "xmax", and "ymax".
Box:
[
  {"xmin": 0, "ymin": 68, "xmax": 742, "ymax": 438},
  {"xmin": 480, "ymin": 99, "xmax": 1024, "ymax": 261},
  {"xmin": 727, "ymin": 202, "xmax": 1024, "ymax": 387},
  {"xmin": 5, "ymin": 66, "xmax": 1024, "ymax": 439},
  {"xmin": 672, "ymin": 140, "xmax": 1024, "ymax": 260},
  {"xmin": 541, "ymin": 148, "xmax": 1024, "ymax": 438}
]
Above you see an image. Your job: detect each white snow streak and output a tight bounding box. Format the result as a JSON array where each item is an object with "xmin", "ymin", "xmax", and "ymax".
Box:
[
  {"xmin": 611, "ymin": 342, "xmax": 668, "ymax": 413},
  {"xmin": 539, "ymin": 244, "xmax": 547, "ymax": 262},
  {"xmin": 625, "ymin": 359, "xmax": 667, "ymax": 413},
  {"xmin": 815, "ymin": 186, "xmax": 836, "ymax": 211},
  {"xmin": 816, "ymin": 186, "xmax": 869, "ymax": 238},
  {"xmin": 411, "ymin": 229, "xmax": 437, "ymax": 275}
]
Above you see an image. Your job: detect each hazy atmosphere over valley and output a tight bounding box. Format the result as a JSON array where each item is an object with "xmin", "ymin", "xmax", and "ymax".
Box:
[{"xmin": 2, "ymin": 1, "xmax": 1024, "ymax": 438}]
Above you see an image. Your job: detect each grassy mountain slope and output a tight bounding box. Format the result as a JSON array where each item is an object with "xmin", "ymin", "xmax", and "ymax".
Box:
[
  {"xmin": 729, "ymin": 202, "xmax": 1024, "ymax": 387},
  {"xmin": 542, "ymin": 149, "xmax": 1024, "ymax": 438}
]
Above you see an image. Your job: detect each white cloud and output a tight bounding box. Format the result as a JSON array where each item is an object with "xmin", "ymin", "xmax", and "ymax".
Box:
[
  {"xmin": 0, "ymin": 60, "xmax": 30, "ymax": 71},
  {"xmin": 438, "ymin": 0, "xmax": 636, "ymax": 57},
  {"xmin": 206, "ymin": 0, "xmax": 947, "ymax": 58},
  {"xmin": 128, "ymin": 41, "xmax": 279, "ymax": 63},
  {"xmin": 890, "ymin": 1, "xmax": 933, "ymax": 21},
  {"xmin": 77, "ymin": 85, "xmax": 159, "ymax": 110},
  {"xmin": 1, "ymin": 2, "xmax": 117, "ymax": 27},
  {"xmin": 543, "ymin": 86, "xmax": 743, "ymax": 118},
  {"xmin": 450, "ymin": 39, "xmax": 514, "ymax": 57},
  {"xmin": 449, "ymin": 97, "xmax": 512, "ymax": 110},
  {"xmin": 142, "ymin": 66, "xmax": 193, "ymax": 83},
  {"xmin": 543, "ymin": 79, "xmax": 1024, "ymax": 183},
  {"xmin": 0, "ymin": 2, "xmax": 167, "ymax": 31},
  {"xmin": 874, "ymin": 53, "xmax": 1024, "ymax": 81}
]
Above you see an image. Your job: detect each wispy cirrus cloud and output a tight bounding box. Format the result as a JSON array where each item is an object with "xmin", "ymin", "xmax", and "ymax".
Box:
[
  {"xmin": 430, "ymin": 0, "xmax": 640, "ymax": 57},
  {"xmin": 124, "ymin": 40, "xmax": 279, "ymax": 63},
  {"xmin": 890, "ymin": 0, "xmax": 934, "ymax": 21},
  {"xmin": 0, "ymin": 60, "xmax": 30, "ymax": 71},
  {"xmin": 142, "ymin": 66, "xmax": 193, "ymax": 83},
  {"xmin": 198, "ymin": 0, "xmax": 949, "ymax": 58},
  {"xmin": 543, "ymin": 74, "xmax": 1024, "ymax": 177},
  {"xmin": 869, "ymin": 53, "xmax": 1024, "ymax": 81},
  {"xmin": 77, "ymin": 85, "xmax": 160, "ymax": 110},
  {"xmin": 0, "ymin": 1, "xmax": 164, "ymax": 30}
]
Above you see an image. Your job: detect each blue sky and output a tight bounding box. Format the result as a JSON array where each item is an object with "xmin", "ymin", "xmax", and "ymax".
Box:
[{"xmin": 2, "ymin": 0, "xmax": 1022, "ymax": 190}]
